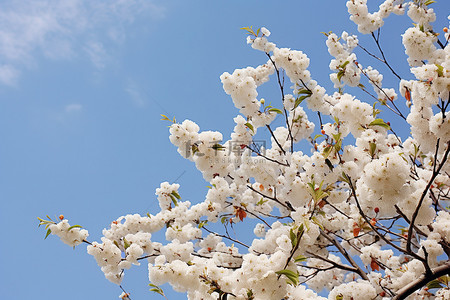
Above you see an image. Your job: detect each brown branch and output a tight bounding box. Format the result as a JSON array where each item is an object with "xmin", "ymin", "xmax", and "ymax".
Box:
[
  {"xmin": 266, "ymin": 53, "xmax": 294, "ymax": 153},
  {"xmin": 394, "ymin": 205, "xmax": 428, "ymax": 238},
  {"xmin": 407, "ymin": 140, "xmax": 450, "ymax": 252},
  {"xmin": 247, "ymin": 185, "xmax": 294, "ymax": 211},
  {"xmin": 305, "ymin": 251, "xmax": 360, "ymax": 274},
  {"xmin": 392, "ymin": 262, "xmax": 450, "ymax": 300},
  {"xmin": 371, "ymin": 31, "xmax": 402, "ymax": 80},
  {"xmin": 320, "ymin": 230, "xmax": 369, "ymax": 281},
  {"xmin": 266, "ymin": 124, "xmax": 286, "ymax": 155},
  {"xmin": 243, "ymin": 144, "xmax": 289, "ymax": 166},
  {"xmin": 346, "ymin": 174, "xmax": 426, "ymax": 263},
  {"xmin": 201, "ymin": 226, "xmax": 250, "ymax": 249}
]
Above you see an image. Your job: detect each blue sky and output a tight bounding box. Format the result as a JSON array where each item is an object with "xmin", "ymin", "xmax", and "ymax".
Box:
[{"xmin": 1, "ymin": 1, "xmax": 448, "ymax": 299}]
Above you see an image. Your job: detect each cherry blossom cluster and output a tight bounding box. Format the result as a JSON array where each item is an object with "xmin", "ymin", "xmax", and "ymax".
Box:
[
  {"xmin": 48, "ymin": 219, "xmax": 89, "ymax": 247},
  {"xmin": 41, "ymin": 1, "xmax": 450, "ymax": 299}
]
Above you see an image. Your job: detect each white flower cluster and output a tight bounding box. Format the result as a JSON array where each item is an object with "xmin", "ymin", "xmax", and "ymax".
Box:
[
  {"xmin": 328, "ymin": 280, "xmax": 377, "ymax": 300},
  {"xmin": 156, "ymin": 181, "xmax": 181, "ymax": 210},
  {"xmin": 403, "ymin": 26, "xmax": 437, "ymax": 67},
  {"xmin": 331, "ymin": 93, "xmax": 374, "ymax": 136},
  {"xmin": 45, "ymin": 3, "xmax": 450, "ymax": 299},
  {"xmin": 220, "ymin": 64, "xmax": 275, "ymax": 128},
  {"xmin": 364, "ymin": 66, "xmax": 397, "ymax": 102},
  {"xmin": 327, "ymin": 31, "xmax": 361, "ymax": 88},
  {"xmin": 347, "ymin": 0, "xmax": 405, "ymax": 34},
  {"xmin": 246, "ymin": 27, "xmax": 275, "ymax": 53},
  {"xmin": 357, "ymin": 152, "xmax": 410, "ymax": 215},
  {"xmin": 272, "ymin": 47, "xmax": 311, "ymax": 84},
  {"xmin": 49, "ymin": 219, "xmax": 89, "ymax": 247}
]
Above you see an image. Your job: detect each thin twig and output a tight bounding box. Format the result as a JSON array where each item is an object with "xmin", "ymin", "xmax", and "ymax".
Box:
[
  {"xmin": 371, "ymin": 31, "xmax": 402, "ymax": 80},
  {"xmin": 407, "ymin": 140, "xmax": 450, "ymax": 252}
]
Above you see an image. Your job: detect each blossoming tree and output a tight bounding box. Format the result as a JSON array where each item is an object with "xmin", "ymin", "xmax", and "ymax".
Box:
[{"xmin": 39, "ymin": 1, "xmax": 450, "ymax": 299}]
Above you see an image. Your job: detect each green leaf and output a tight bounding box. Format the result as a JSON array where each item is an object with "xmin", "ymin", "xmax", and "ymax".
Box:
[
  {"xmin": 276, "ymin": 269, "xmax": 299, "ymax": 286},
  {"xmin": 340, "ymin": 172, "xmax": 350, "ymax": 184},
  {"xmin": 368, "ymin": 118, "xmax": 390, "ymax": 130},
  {"xmin": 307, "ymin": 181, "xmax": 316, "ymax": 191},
  {"xmin": 198, "ymin": 220, "xmax": 208, "ymax": 229},
  {"xmin": 171, "ymin": 190, "xmax": 181, "ymax": 199},
  {"xmin": 372, "ymin": 109, "xmax": 381, "ymax": 118},
  {"xmin": 160, "ymin": 114, "xmax": 176, "ymax": 123},
  {"xmin": 322, "ymin": 144, "xmax": 333, "ymax": 159},
  {"xmin": 320, "ymin": 31, "xmax": 333, "ymax": 37},
  {"xmin": 369, "ymin": 142, "xmax": 377, "ymax": 157},
  {"xmin": 435, "ymin": 64, "xmax": 444, "ymax": 77},
  {"xmin": 147, "ymin": 213, "xmax": 151, "ymax": 218},
  {"xmin": 289, "ymin": 228, "xmax": 297, "ymax": 248},
  {"xmin": 335, "ymin": 139, "xmax": 342, "ymax": 153},
  {"xmin": 149, "ymin": 283, "xmax": 165, "ymax": 297},
  {"xmin": 240, "ymin": 26, "xmax": 256, "ymax": 36},
  {"xmin": 221, "ymin": 216, "xmax": 228, "ymax": 224},
  {"xmin": 424, "ymin": 0, "xmax": 436, "ymax": 6},
  {"xmin": 294, "ymin": 255, "xmax": 307, "ymax": 263},
  {"xmin": 331, "ymin": 133, "xmax": 341, "ymax": 143},
  {"xmin": 44, "ymin": 228, "xmax": 52, "ymax": 239},
  {"xmin": 244, "ymin": 122, "xmax": 254, "ymax": 133},
  {"xmin": 293, "ymin": 95, "xmax": 310, "ymax": 110},
  {"xmin": 340, "ymin": 60, "xmax": 350, "ymax": 68},
  {"xmin": 123, "ymin": 238, "xmax": 131, "ymax": 249},
  {"xmin": 336, "ymin": 294, "xmax": 344, "ymax": 300},
  {"xmin": 311, "ymin": 216, "xmax": 324, "ymax": 230},
  {"xmin": 256, "ymin": 198, "xmax": 268, "ymax": 206},
  {"xmin": 169, "ymin": 194, "xmax": 178, "ymax": 206},
  {"xmin": 337, "ymin": 70, "xmax": 345, "ymax": 82},
  {"xmin": 313, "ymin": 134, "xmax": 323, "ymax": 141},
  {"xmin": 297, "ymin": 88, "xmax": 312, "ymax": 95},
  {"xmin": 426, "ymin": 279, "xmax": 443, "ymax": 289},
  {"xmin": 67, "ymin": 225, "xmax": 82, "ymax": 231},
  {"xmin": 268, "ymin": 108, "xmax": 284, "ymax": 115},
  {"xmin": 191, "ymin": 144, "xmax": 199, "ymax": 155},
  {"xmin": 438, "ymin": 275, "xmax": 449, "ymax": 285}
]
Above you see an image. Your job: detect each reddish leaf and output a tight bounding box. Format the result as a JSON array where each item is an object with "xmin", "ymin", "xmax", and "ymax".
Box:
[
  {"xmin": 370, "ymin": 218, "xmax": 377, "ymax": 227},
  {"xmin": 371, "ymin": 258, "xmax": 380, "ymax": 271},
  {"xmin": 405, "ymin": 88, "xmax": 411, "ymax": 101},
  {"xmin": 235, "ymin": 208, "xmax": 247, "ymax": 222},
  {"xmin": 318, "ymin": 200, "xmax": 326, "ymax": 209}
]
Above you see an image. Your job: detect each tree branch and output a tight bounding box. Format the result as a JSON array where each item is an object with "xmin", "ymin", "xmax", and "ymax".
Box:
[
  {"xmin": 407, "ymin": 140, "xmax": 450, "ymax": 252},
  {"xmin": 392, "ymin": 262, "xmax": 450, "ymax": 300}
]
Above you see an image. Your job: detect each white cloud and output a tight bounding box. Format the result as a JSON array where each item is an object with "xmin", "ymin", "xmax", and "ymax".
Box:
[
  {"xmin": 125, "ymin": 79, "xmax": 146, "ymax": 107},
  {"xmin": 0, "ymin": 0, "xmax": 165, "ymax": 85},
  {"xmin": 65, "ymin": 103, "xmax": 83, "ymax": 113},
  {"xmin": 84, "ymin": 41, "xmax": 108, "ymax": 70},
  {"xmin": 0, "ymin": 64, "xmax": 19, "ymax": 86}
]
